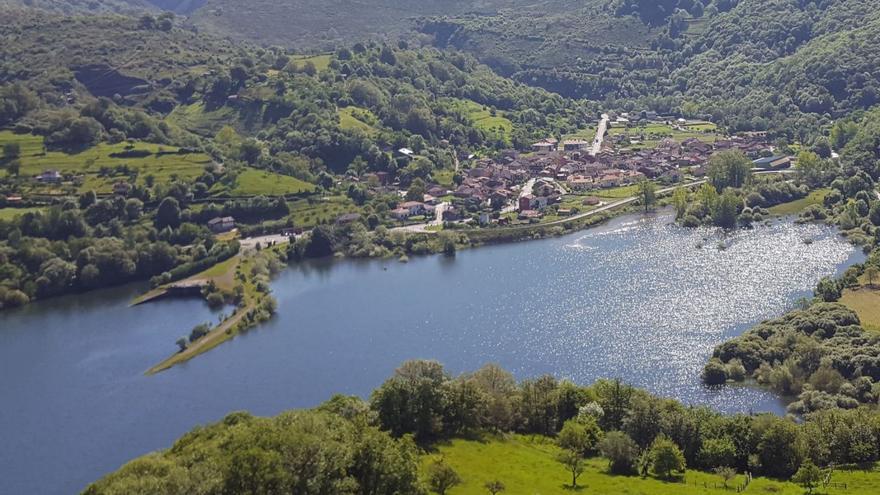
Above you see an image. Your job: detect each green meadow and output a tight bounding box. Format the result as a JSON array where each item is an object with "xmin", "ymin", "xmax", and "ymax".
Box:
[
  {"xmin": 219, "ymin": 168, "xmax": 315, "ymax": 196},
  {"xmin": 338, "ymin": 106, "xmax": 379, "ymax": 136},
  {"xmin": 0, "ymin": 131, "xmax": 211, "ymax": 193},
  {"xmin": 424, "ymin": 435, "xmax": 880, "ymax": 495}
]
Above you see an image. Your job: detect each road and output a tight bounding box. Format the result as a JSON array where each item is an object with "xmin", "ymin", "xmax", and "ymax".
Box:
[
  {"xmin": 590, "ymin": 113, "xmax": 609, "ymax": 156},
  {"xmin": 398, "ymin": 180, "xmax": 708, "ymax": 235},
  {"xmin": 531, "ymin": 180, "xmax": 707, "ymax": 229},
  {"xmin": 239, "ymin": 233, "xmax": 293, "ymax": 252}
]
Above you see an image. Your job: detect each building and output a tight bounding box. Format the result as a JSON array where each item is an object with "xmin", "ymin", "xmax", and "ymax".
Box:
[
  {"xmin": 37, "ymin": 170, "xmax": 62, "ymax": 183},
  {"xmin": 208, "ymin": 216, "xmax": 235, "ymax": 233},
  {"xmin": 391, "ymin": 208, "xmax": 411, "ymax": 220},
  {"xmin": 335, "ymin": 213, "xmax": 362, "ymax": 225},
  {"xmin": 113, "ymin": 181, "xmax": 131, "ymax": 196},
  {"xmin": 399, "ymin": 201, "xmax": 426, "ymax": 216},
  {"xmin": 752, "ymin": 156, "xmax": 792, "ymax": 169},
  {"xmin": 531, "ymin": 139, "xmax": 557, "ymax": 153},
  {"xmin": 563, "ymin": 139, "xmax": 590, "ymax": 151}
]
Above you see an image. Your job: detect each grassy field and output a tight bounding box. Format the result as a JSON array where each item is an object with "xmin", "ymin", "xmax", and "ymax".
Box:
[
  {"xmin": 594, "ymin": 184, "xmax": 640, "ymax": 199},
  {"xmin": 460, "ymin": 100, "xmax": 513, "ymax": 136},
  {"xmin": 166, "ymin": 102, "xmax": 239, "ymax": 136},
  {"xmin": 218, "ymin": 168, "xmax": 314, "ymax": 196},
  {"xmin": 841, "ymin": 288, "xmax": 880, "ymax": 332},
  {"xmin": 0, "ymin": 206, "xmax": 43, "ymax": 220},
  {"xmin": 338, "ymin": 106, "xmax": 378, "ymax": 136},
  {"xmin": 562, "ymin": 127, "xmax": 597, "ymax": 143},
  {"xmin": 610, "ymin": 121, "xmax": 719, "ymax": 150},
  {"xmin": 289, "ymin": 195, "xmax": 360, "ymax": 228},
  {"xmin": 288, "ymin": 54, "xmax": 332, "ymax": 72},
  {"xmin": 432, "ymin": 169, "xmax": 456, "ymax": 188},
  {"xmin": 425, "ymin": 435, "xmax": 880, "ymax": 495},
  {"xmin": 768, "ymin": 188, "xmax": 829, "ymax": 216},
  {"xmin": 0, "ymin": 131, "xmax": 211, "ymax": 193}
]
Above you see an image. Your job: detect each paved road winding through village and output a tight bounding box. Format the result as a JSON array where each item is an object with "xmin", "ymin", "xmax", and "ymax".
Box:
[{"xmin": 591, "ymin": 113, "xmax": 610, "ymax": 156}]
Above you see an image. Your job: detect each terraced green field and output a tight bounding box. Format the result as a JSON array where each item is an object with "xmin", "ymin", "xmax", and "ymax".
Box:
[{"xmin": 0, "ymin": 131, "xmax": 211, "ymax": 193}]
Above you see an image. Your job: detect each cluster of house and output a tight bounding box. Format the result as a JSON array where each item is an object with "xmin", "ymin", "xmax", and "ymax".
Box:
[{"xmin": 526, "ymin": 134, "xmax": 776, "ymax": 192}]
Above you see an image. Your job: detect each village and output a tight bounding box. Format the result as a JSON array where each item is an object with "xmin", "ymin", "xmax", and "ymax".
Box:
[
  {"xmin": 371, "ymin": 115, "xmax": 785, "ymax": 230},
  {"xmin": 5, "ymin": 115, "xmax": 787, "ymax": 238}
]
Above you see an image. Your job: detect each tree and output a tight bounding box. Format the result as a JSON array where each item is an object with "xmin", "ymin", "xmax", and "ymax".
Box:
[
  {"xmin": 155, "ymin": 197, "xmax": 181, "ymax": 229},
  {"xmin": 176, "ymin": 337, "xmax": 188, "ymax": 352},
  {"xmin": 638, "ymin": 179, "xmax": 657, "ymax": 212},
  {"xmin": 556, "ymin": 449, "xmax": 585, "ymax": 488},
  {"xmin": 757, "ymin": 419, "xmax": 804, "ymax": 478},
  {"xmin": 713, "ymin": 466, "xmax": 737, "ymax": 488},
  {"xmin": 672, "ymin": 187, "xmax": 688, "ymax": 218},
  {"xmin": 79, "ymin": 190, "xmax": 97, "ymax": 209},
  {"xmin": 406, "ymin": 177, "xmax": 427, "ymax": 201},
  {"xmin": 708, "ymin": 150, "xmax": 751, "ymax": 191},
  {"xmin": 3, "ymin": 142, "xmax": 20, "ymax": 160},
  {"xmin": 792, "ymin": 460, "xmax": 821, "ymax": 494},
  {"xmin": 815, "ymin": 277, "xmax": 842, "ymax": 302},
  {"xmin": 711, "ymin": 189, "xmax": 741, "ymax": 228},
  {"xmin": 484, "ymin": 480, "xmax": 505, "ymax": 494},
  {"xmin": 599, "ymin": 431, "xmax": 639, "ymax": 474},
  {"xmin": 648, "ymin": 435, "xmax": 686, "ymax": 479},
  {"xmin": 426, "ymin": 459, "xmax": 461, "ymax": 495},
  {"xmin": 865, "ymin": 265, "xmax": 879, "ymax": 288},
  {"xmin": 557, "ymin": 419, "xmax": 599, "ymax": 456},
  {"xmin": 304, "ymin": 225, "xmax": 336, "ymax": 258},
  {"xmin": 224, "ymin": 447, "xmax": 287, "ymax": 495},
  {"xmin": 796, "ymin": 151, "xmax": 830, "ymax": 188}
]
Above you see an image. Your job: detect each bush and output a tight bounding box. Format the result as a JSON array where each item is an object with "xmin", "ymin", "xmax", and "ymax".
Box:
[
  {"xmin": 702, "ymin": 359, "xmax": 728, "ymax": 385},
  {"xmin": 599, "ymin": 431, "xmax": 639, "ymax": 474}
]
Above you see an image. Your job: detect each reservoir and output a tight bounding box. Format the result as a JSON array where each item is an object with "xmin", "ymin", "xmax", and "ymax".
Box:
[{"xmin": 0, "ymin": 211, "xmax": 864, "ymax": 494}]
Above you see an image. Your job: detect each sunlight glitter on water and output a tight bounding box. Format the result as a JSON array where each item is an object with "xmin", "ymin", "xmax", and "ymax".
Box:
[{"xmin": 525, "ymin": 212, "xmax": 858, "ymax": 412}]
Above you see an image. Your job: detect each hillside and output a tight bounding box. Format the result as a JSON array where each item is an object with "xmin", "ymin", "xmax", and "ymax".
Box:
[{"xmin": 187, "ymin": 0, "xmax": 546, "ymax": 48}]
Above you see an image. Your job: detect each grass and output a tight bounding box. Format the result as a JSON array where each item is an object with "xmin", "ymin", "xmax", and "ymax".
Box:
[
  {"xmin": 145, "ymin": 249, "xmax": 277, "ymax": 374},
  {"xmin": 166, "ymin": 102, "xmax": 239, "ymax": 136},
  {"xmin": 0, "ymin": 206, "xmax": 43, "ymax": 220},
  {"xmin": 841, "ymin": 281, "xmax": 880, "ymax": 333},
  {"xmin": 768, "ymin": 188, "xmax": 829, "ymax": 216},
  {"xmin": 219, "ymin": 168, "xmax": 314, "ymax": 196},
  {"xmin": 338, "ymin": 106, "xmax": 378, "ymax": 136},
  {"xmin": 432, "ymin": 169, "xmax": 456, "ymax": 188},
  {"xmin": 0, "ymin": 131, "xmax": 211, "ymax": 193},
  {"xmin": 594, "ymin": 184, "xmax": 640, "ymax": 199},
  {"xmin": 192, "ymin": 256, "xmax": 240, "ymax": 291},
  {"xmin": 459, "ymin": 100, "xmax": 513, "ymax": 136},
  {"xmin": 288, "ymin": 54, "xmax": 332, "ymax": 72},
  {"xmin": 609, "ymin": 121, "xmax": 720, "ymax": 150},
  {"xmin": 425, "ymin": 435, "xmax": 880, "ymax": 495},
  {"xmin": 289, "ymin": 195, "xmax": 359, "ymax": 229},
  {"xmin": 563, "ymin": 127, "xmax": 597, "ymax": 143}
]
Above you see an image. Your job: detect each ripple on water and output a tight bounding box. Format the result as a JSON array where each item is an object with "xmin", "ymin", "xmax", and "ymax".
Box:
[{"xmin": 480, "ymin": 213, "xmax": 859, "ymax": 413}]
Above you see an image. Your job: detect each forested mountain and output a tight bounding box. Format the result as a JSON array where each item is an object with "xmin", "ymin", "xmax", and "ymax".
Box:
[{"xmin": 10, "ymin": 0, "xmax": 880, "ymax": 141}]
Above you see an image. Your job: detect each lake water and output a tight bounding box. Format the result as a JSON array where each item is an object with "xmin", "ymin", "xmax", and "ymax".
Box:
[{"xmin": 0, "ymin": 211, "xmax": 864, "ymax": 494}]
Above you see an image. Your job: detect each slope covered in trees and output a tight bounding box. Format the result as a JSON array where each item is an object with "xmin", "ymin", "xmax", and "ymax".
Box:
[{"xmin": 86, "ymin": 360, "xmax": 880, "ymax": 493}]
